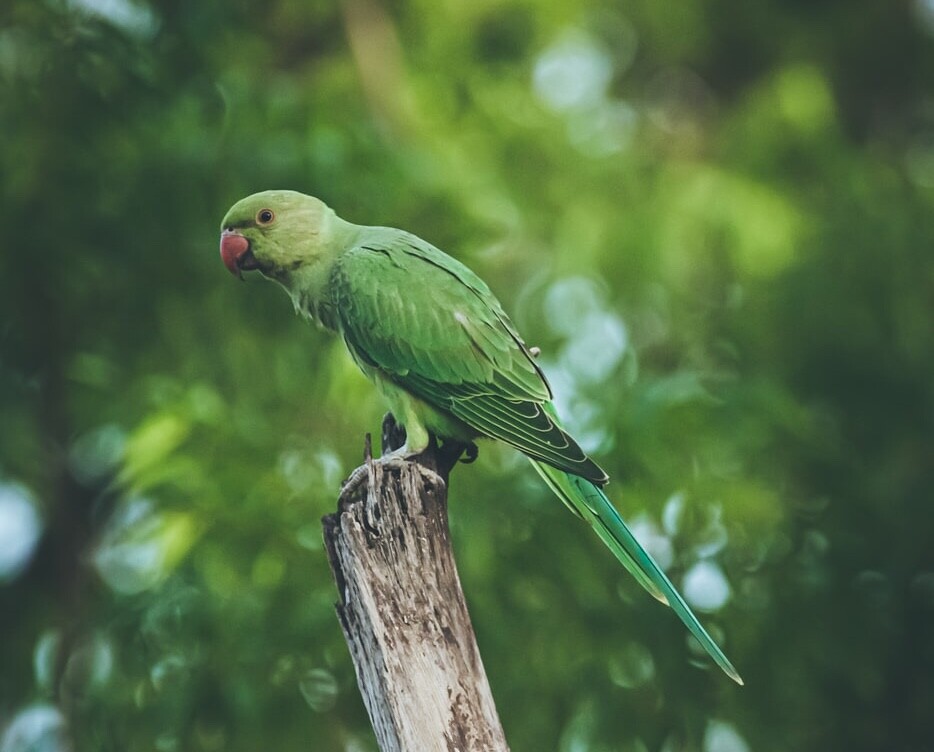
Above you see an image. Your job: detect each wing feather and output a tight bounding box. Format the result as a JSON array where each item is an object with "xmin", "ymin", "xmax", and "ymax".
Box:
[{"xmin": 330, "ymin": 232, "xmax": 608, "ymax": 484}]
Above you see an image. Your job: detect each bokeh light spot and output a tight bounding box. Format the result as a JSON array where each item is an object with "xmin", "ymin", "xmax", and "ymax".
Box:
[
  {"xmin": 93, "ymin": 499, "xmax": 198, "ymax": 595},
  {"xmin": 0, "ymin": 704, "xmax": 70, "ymax": 752},
  {"xmin": 662, "ymin": 492, "xmax": 686, "ymax": 536},
  {"xmin": 299, "ymin": 669, "xmax": 339, "ymax": 712},
  {"xmin": 561, "ymin": 311, "xmax": 628, "ymax": 385},
  {"xmin": 608, "ymin": 642, "xmax": 656, "ymax": 688},
  {"xmin": 776, "ymin": 64, "xmax": 834, "ymax": 134},
  {"xmin": 67, "ymin": 0, "xmax": 159, "ymax": 38},
  {"xmin": 69, "ymin": 424, "xmax": 125, "ymax": 486},
  {"xmin": 34, "ymin": 631, "xmax": 61, "ymax": 694},
  {"xmin": 693, "ymin": 507, "xmax": 728, "ymax": 559},
  {"xmin": 0, "ymin": 482, "xmax": 42, "ymax": 582},
  {"xmin": 704, "ymin": 720, "xmax": 750, "ymax": 752},
  {"xmin": 629, "ymin": 515, "xmax": 673, "ymax": 571},
  {"xmin": 251, "ymin": 549, "xmax": 286, "ymax": 589},
  {"xmin": 150, "ymin": 654, "xmax": 191, "ymax": 694},
  {"xmin": 683, "ymin": 561, "xmax": 731, "ymax": 612},
  {"xmin": 533, "ymin": 31, "xmax": 613, "ymax": 113},
  {"xmin": 544, "ymin": 277, "xmax": 605, "ymax": 336},
  {"xmin": 62, "ymin": 634, "xmax": 114, "ymax": 698}
]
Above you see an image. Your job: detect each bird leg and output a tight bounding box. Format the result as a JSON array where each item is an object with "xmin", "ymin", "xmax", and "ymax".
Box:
[
  {"xmin": 379, "ymin": 411, "xmax": 435, "ymax": 468},
  {"xmin": 343, "ymin": 413, "xmax": 475, "ymax": 495},
  {"xmin": 340, "ymin": 438, "xmax": 430, "ymax": 497},
  {"xmin": 381, "ymin": 412, "xmax": 407, "ymax": 455},
  {"xmin": 377, "ymin": 412, "xmax": 429, "ymax": 468},
  {"xmin": 341, "ymin": 413, "xmax": 446, "ymax": 497},
  {"xmin": 381, "ymin": 411, "xmax": 480, "ymax": 478}
]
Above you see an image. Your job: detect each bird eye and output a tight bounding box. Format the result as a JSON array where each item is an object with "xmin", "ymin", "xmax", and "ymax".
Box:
[{"xmin": 256, "ymin": 209, "xmax": 275, "ymax": 225}]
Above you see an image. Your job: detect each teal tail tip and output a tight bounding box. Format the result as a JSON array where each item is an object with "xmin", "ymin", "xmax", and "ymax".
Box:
[
  {"xmin": 710, "ymin": 640, "xmax": 744, "ymax": 686},
  {"xmin": 726, "ymin": 664, "xmax": 745, "ymax": 686},
  {"xmin": 703, "ymin": 638, "xmax": 744, "ymax": 686}
]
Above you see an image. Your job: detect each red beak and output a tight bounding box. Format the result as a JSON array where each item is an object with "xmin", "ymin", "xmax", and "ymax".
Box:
[{"xmin": 220, "ymin": 230, "xmax": 251, "ymax": 277}]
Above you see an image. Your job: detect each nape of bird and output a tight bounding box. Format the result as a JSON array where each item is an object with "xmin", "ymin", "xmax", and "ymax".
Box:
[{"xmin": 219, "ymin": 189, "xmax": 743, "ymax": 685}]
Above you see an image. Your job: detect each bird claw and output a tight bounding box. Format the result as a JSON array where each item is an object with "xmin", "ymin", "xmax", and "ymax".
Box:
[
  {"xmin": 341, "ymin": 445, "xmax": 445, "ymax": 501},
  {"xmin": 340, "ymin": 463, "xmax": 371, "ymax": 498},
  {"xmin": 380, "ymin": 444, "xmax": 420, "ymax": 467},
  {"xmin": 344, "ymin": 414, "xmax": 473, "ymax": 491},
  {"xmin": 459, "ymin": 441, "xmax": 479, "ymax": 464},
  {"xmin": 340, "ymin": 447, "xmax": 418, "ymax": 498}
]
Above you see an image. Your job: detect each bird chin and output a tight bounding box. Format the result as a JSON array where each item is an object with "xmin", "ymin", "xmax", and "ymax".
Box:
[
  {"xmin": 236, "ymin": 252, "xmax": 277, "ymax": 281},
  {"xmin": 236, "ymin": 248, "xmax": 264, "ymax": 272}
]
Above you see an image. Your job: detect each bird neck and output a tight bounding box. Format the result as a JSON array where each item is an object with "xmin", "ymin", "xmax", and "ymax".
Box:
[{"xmin": 280, "ymin": 212, "xmax": 361, "ymax": 329}]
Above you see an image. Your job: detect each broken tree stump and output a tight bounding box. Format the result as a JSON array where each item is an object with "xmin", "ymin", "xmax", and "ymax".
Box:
[{"xmin": 322, "ymin": 414, "xmax": 509, "ymax": 752}]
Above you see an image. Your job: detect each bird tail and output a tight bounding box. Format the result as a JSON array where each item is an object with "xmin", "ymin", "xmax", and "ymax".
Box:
[{"xmin": 530, "ymin": 459, "xmax": 744, "ymax": 685}]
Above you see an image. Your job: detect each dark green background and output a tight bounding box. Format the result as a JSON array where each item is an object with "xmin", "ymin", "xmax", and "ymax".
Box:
[{"xmin": 2, "ymin": 1, "xmax": 933, "ymax": 750}]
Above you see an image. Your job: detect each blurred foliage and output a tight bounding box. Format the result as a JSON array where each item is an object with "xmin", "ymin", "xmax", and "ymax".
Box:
[{"xmin": 2, "ymin": 0, "xmax": 934, "ymax": 750}]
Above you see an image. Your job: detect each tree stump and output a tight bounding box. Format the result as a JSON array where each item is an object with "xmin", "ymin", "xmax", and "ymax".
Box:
[{"xmin": 322, "ymin": 415, "xmax": 509, "ymax": 752}]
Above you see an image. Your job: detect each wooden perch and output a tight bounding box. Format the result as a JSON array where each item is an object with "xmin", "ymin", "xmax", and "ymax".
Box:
[{"xmin": 322, "ymin": 414, "xmax": 509, "ymax": 752}]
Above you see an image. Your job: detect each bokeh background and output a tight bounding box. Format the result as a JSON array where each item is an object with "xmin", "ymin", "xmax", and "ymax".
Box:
[{"xmin": 2, "ymin": 0, "xmax": 934, "ymax": 750}]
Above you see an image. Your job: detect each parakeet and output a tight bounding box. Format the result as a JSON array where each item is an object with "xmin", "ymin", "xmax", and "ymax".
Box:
[{"xmin": 219, "ymin": 190, "xmax": 743, "ymax": 684}]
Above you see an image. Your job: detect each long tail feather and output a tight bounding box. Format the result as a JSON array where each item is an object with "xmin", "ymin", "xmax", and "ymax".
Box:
[{"xmin": 531, "ymin": 459, "xmax": 744, "ymax": 685}]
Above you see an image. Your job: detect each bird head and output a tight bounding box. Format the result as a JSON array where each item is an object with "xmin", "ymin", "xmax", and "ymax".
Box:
[{"xmin": 219, "ymin": 190, "xmax": 334, "ymax": 280}]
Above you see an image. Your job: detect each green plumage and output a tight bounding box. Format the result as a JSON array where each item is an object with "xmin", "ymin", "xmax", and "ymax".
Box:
[
  {"xmin": 220, "ymin": 190, "xmax": 743, "ymax": 684},
  {"xmin": 330, "ymin": 235, "xmax": 608, "ymax": 483}
]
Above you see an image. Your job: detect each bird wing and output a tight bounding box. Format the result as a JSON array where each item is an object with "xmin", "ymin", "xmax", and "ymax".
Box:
[{"xmin": 329, "ymin": 230, "xmax": 608, "ymax": 484}]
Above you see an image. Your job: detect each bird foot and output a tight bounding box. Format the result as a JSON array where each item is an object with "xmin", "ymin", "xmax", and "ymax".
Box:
[
  {"xmin": 342, "ymin": 414, "xmax": 468, "ymax": 495},
  {"xmin": 384, "ymin": 444, "xmax": 447, "ymax": 487},
  {"xmin": 341, "ymin": 442, "xmax": 442, "ymax": 498},
  {"xmin": 340, "ymin": 463, "xmax": 371, "ymax": 497}
]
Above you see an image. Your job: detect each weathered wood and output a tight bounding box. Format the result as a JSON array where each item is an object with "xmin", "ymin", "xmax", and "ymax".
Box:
[{"xmin": 322, "ymin": 416, "xmax": 508, "ymax": 752}]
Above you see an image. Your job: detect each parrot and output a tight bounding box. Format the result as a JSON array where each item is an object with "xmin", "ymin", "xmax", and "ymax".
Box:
[{"xmin": 219, "ymin": 189, "xmax": 743, "ymax": 685}]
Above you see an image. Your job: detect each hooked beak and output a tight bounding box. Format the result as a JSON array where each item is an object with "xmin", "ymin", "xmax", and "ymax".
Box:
[{"xmin": 220, "ymin": 229, "xmax": 261, "ymax": 279}]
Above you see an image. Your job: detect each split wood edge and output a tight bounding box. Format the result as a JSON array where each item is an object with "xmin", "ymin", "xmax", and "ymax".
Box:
[{"xmin": 322, "ymin": 424, "xmax": 509, "ymax": 752}]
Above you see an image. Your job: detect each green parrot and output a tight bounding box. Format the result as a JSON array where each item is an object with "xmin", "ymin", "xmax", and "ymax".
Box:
[{"xmin": 220, "ymin": 189, "xmax": 743, "ymax": 685}]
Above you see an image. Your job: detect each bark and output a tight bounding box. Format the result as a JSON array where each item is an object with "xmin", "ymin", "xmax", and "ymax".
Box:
[{"xmin": 322, "ymin": 415, "xmax": 508, "ymax": 752}]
